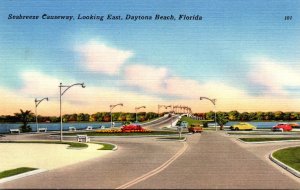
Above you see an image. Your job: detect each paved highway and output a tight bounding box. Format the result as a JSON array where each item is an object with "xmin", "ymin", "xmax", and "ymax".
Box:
[
  {"xmin": 0, "ymin": 135, "xmax": 184, "ymax": 189},
  {"xmin": 130, "ymin": 132, "xmax": 300, "ymax": 189}
]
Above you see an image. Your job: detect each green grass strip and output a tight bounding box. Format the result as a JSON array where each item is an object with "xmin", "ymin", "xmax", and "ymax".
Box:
[
  {"xmin": 179, "ymin": 116, "xmax": 213, "ymax": 127},
  {"xmin": 239, "ymin": 137, "xmax": 300, "ymax": 142},
  {"xmin": 273, "ymin": 147, "xmax": 300, "ymax": 172},
  {"xmin": 0, "ymin": 167, "xmax": 37, "ymax": 179},
  {"xmin": 97, "ymin": 143, "xmax": 116, "ymax": 150},
  {"xmin": 0, "ymin": 141, "xmax": 88, "ymax": 148}
]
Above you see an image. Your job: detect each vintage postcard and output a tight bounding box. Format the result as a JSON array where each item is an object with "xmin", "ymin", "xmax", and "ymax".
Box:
[{"xmin": 0, "ymin": 0, "xmax": 300, "ymax": 189}]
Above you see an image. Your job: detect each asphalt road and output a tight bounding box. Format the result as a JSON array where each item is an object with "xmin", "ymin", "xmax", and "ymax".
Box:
[
  {"xmin": 1, "ymin": 131, "xmax": 300, "ymax": 189},
  {"xmin": 0, "ymin": 135, "xmax": 184, "ymax": 189},
  {"xmin": 130, "ymin": 132, "xmax": 300, "ymax": 189},
  {"xmin": 144, "ymin": 115, "xmax": 179, "ymax": 130}
]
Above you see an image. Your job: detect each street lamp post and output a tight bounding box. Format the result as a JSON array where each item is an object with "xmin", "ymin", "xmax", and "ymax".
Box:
[
  {"xmin": 59, "ymin": 82, "xmax": 85, "ymax": 141},
  {"xmin": 135, "ymin": 106, "xmax": 146, "ymax": 122},
  {"xmin": 200, "ymin": 97, "xmax": 217, "ymax": 131},
  {"xmin": 35, "ymin": 97, "xmax": 48, "ymax": 133},
  {"xmin": 110, "ymin": 103, "xmax": 123, "ymax": 127}
]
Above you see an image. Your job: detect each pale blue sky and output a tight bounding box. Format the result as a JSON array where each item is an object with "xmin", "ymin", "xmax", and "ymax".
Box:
[{"xmin": 1, "ymin": 0, "xmax": 300, "ymax": 114}]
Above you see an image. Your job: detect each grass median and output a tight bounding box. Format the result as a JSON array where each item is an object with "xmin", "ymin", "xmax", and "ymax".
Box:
[
  {"xmin": 0, "ymin": 140, "xmax": 88, "ymax": 148},
  {"xmin": 239, "ymin": 137, "xmax": 300, "ymax": 142},
  {"xmin": 0, "ymin": 167, "xmax": 37, "ymax": 179},
  {"xmin": 96, "ymin": 143, "xmax": 116, "ymax": 150},
  {"xmin": 273, "ymin": 146, "xmax": 300, "ymax": 172}
]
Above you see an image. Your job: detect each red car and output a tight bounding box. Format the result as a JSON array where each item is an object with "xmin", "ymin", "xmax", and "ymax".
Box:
[
  {"xmin": 121, "ymin": 124, "xmax": 143, "ymax": 132},
  {"xmin": 272, "ymin": 123, "xmax": 292, "ymax": 132}
]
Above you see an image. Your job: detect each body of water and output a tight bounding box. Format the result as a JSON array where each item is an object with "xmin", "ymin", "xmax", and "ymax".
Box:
[
  {"xmin": 0, "ymin": 122, "xmax": 123, "ymax": 133},
  {"xmin": 226, "ymin": 121, "xmax": 300, "ymax": 129}
]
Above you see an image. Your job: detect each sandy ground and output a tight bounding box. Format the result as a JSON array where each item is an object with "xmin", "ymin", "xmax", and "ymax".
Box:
[{"xmin": 0, "ymin": 143, "xmax": 112, "ymax": 172}]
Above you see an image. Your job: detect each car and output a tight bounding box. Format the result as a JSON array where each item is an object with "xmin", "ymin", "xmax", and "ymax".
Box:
[
  {"xmin": 272, "ymin": 123, "xmax": 292, "ymax": 132},
  {"xmin": 121, "ymin": 124, "xmax": 143, "ymax": 132},
  {"xmin": 230, "ymin": 122, "xmax": 256, "ymax": 131},
  {"xmin": 188, "ymin": 124, "xmax": 203, "ymax": 133}
]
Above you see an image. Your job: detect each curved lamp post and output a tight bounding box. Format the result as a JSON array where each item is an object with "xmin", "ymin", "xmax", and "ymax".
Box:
[
  {"xmin": 35, "ymin": 97, "xmax": 48, "ymax": 133},
  {"xmin": 110, "ymin": 103, "xmax": 123, "ymax": 127},
  {"xmin": 135, "ymin": 106, "xmax": 146, "ymax": 122},
  {"xmin": 59, "ymin": 82, "xmax": 85, "ymax": 141},
  {"xmin": 200, "ymin": 97, "xmax": 217, "ymax": 131}
]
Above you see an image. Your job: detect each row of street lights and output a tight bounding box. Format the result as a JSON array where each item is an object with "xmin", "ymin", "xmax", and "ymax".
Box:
[
  {"xmin": 34, "ymin": 82, "xmax": 86, "ymax": 142},
  {"xmin": 34, "ymin": 83, "xmax": 217, "ymax": 141},
  {"xmin": 109, "ymin": 104, "xmax": 148, "ymax": 127}
]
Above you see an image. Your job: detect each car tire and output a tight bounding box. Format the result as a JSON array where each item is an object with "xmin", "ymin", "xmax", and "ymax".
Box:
[{"xmin": 235, "ymin": 127, "xmax": 239, "ymax": 131}]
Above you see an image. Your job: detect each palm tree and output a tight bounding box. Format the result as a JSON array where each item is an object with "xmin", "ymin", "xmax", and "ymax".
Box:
[{"xmin": 14, "ymin": 109, "xmax": 34, "ymax": 132}]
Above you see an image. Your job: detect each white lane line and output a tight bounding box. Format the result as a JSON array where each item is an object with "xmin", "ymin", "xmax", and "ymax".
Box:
[{"xmin": 116, "ymin": 142, "xmax": 188, "ymax": 189}]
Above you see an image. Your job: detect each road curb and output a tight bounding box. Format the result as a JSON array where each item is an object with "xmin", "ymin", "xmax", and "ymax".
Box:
[
  {"xmin": 237, "ymin": 138, "xmax": 300, "ymax": 144},
  {"xmin": 0, "ymin": 168, "xmax": 47, "ymax": 184},
  {"xmin": 269, "ymin": 147, "xmax": 300, "ymax": 178}
]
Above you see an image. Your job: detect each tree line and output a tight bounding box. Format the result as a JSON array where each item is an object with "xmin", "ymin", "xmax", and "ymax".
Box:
[
  {"xmin": 0, "ymin": 110, "xmax": 161, "ymax": 123},
  {"xmin": 2, "ymin": 110, "xmax": 300, "ymax": 124},
  {"xmin": 194, "ymin": 110, "xmax": 300, "ymax": 121}
]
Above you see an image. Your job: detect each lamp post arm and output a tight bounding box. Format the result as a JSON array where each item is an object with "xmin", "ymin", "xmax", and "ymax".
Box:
[
  {"xmin": 110, "ymin": 103, "xmax": 123, "ymax": 111},
  {"xmin": 35, "ymin": 97, "xmax": 49, "ymax": 107},
  {"xmin": 60, "ymin": 83, "xmax": 85, "ymax": 96},
  {"xmin": 135, "ymin": 106, "xmax": 146, "ymax": 111},
  {"xmin": 200, "ymin": 97, "xmax": 216, "ymax": 105}
]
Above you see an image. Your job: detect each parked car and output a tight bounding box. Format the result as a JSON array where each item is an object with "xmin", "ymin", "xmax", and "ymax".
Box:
[
  {"xmin": 230, "ymin": 122, "xmax": 256, "ymax": 131},
  {"xmin": 272, "ymin": 123, "xmax": 292, "ymax": 132},
  {"xmin": 188, "ymin": 124, "xmax": 203, "ymax": 133}
]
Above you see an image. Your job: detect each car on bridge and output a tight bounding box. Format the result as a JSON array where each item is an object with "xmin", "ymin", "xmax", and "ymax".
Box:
[
  {"xmin": 230, "ymin": 122, "xmax": 256, "ymax": 131},
  {"xmin": 272, "ymin": 123, "xmax": 292, "ymax": 132}
]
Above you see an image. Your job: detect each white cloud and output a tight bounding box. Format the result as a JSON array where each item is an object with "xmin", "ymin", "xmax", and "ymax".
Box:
[
  {"xmin": 124, "ymin": 64, "xmax": 169, "ymax": 93},
  {"xmin": 4, "ymin": 70, "xmax": 164, "ymax": 115},
  {"xmin": 20, "ymin": 70, "xmax": 61, "ymax": 98},
  {"xmin": 76, "ymin": 40, "xmax": 133, "ymax": 75},
  {"xmin": 2, "ymin": 68, "xmax": 300, "ymax": 115},
  {"xmin": 248, "ymin": 58, "xmax": 300, "ymax": 95},
  {"xmin": 123, "ymin": 64, "xmax": 247, "ymax": 101}
]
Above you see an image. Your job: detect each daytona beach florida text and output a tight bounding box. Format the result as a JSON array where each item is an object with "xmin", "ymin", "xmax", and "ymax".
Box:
[{"xmin": 8, "ymin": 14, "xmax": 202, "ymax": 21}]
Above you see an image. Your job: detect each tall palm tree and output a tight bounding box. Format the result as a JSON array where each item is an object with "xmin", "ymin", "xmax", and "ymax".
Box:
[{"xmin": 14, "ymin": 109, "xmax": 34, "ymax": 132}]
